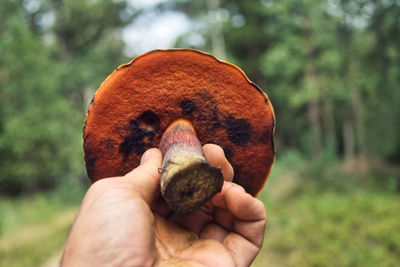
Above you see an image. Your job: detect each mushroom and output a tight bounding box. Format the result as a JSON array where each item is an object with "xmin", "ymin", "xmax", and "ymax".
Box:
[{"xmin": 83, "ymin": 49, "xmax": 275, "ymax": 213}]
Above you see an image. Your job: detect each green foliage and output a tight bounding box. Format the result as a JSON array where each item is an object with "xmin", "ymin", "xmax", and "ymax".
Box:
[
  {"xmin": 257, "ymin": 191, "xmax": 400, "ymax": 267},
  {"xmin": 0, "ymin": 186, "xmax": 84, "ymax": 266},
  {"xmin": 0, "ymin": 224, "xmax": 70, "ymax": 267},
  {"xmin": 0, "ymin": 0, "xmax": 131, "ymax": 195},
  {"xmin": 0, "ymin": 180, "xmax": 85, "ymax": 266},
  {"xmin": 174, "ymin": 0, "xmax": 400, "ymax": 162},
  {"xmin": 252, "ymin": 154, "xmax": 400, "ymax": 267},
  {"xmin": 0, "ymin": 180, "xmax": 84, "ymax": 235}
]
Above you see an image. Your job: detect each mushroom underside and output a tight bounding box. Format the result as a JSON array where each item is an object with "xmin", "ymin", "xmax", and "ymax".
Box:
[{"xmin": 83, "ymin": 49, "xmax": 275, "ymax": 196}]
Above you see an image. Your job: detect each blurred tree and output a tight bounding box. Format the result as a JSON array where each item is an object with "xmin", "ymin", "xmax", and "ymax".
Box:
[
  {"xmin": 1, "ymin": 0, "xmax": 399, "ymax": 195},
  {"xmin": 172, "ymin": 0, "xmax": 400, "ymax": 165},
  {"xmin": 365, "ymin": 0, "xmax": 400, "ymax": 162},
  {"xmin": 49, "ymin": 0, "xmax": 132, "ymax": 111},
  {"xmin": 0, "ymin": 0, "xmax": 134, "ymax": 195}
]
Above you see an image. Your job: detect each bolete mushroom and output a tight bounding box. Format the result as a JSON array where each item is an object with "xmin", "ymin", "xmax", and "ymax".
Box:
[{"xmin": 83, "ymin": 49, "xmax": 275, "ymax": 213}]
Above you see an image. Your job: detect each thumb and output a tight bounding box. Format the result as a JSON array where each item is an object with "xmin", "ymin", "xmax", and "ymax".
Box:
[{"xmin": 124, "ymin": 148, "xmax": 162, "ymax": 204}]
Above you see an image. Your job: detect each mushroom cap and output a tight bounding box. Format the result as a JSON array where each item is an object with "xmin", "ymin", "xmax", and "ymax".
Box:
[{"xmin": 83, "ymin": 49, "xmax": 275, "ymax": 196}]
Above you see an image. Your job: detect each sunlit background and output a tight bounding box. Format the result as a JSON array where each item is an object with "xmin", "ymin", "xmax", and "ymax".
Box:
[{"xmin": 1, "ymin": 0, "xmax": 399, "ymax": 266}]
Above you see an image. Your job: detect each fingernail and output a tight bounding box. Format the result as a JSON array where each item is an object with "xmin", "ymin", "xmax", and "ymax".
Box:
[{"xmin": 140, "ymin": 149, "xmax": 153, "ymax": 164}]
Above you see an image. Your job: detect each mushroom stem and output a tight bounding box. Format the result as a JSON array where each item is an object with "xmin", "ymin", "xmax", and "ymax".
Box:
[{"xmin": 159, "ymin": 119, "xmax": 223, "ymax": 213}]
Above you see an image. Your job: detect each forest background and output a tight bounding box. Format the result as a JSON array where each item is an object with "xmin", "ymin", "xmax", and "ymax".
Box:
[{"xmin": 0, "ymin": 0, "xmax": 399, "ymax": 266}]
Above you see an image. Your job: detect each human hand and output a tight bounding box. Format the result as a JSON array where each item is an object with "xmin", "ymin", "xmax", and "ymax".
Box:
[{"xmin": 61, "ymin": 144, "xmax": 266, "ymax": 267}]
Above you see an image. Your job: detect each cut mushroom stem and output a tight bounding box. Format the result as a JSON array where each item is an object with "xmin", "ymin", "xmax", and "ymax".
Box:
[{"xmin": 159, "ymin": 119, "xmax": 224, "ymax": 213}]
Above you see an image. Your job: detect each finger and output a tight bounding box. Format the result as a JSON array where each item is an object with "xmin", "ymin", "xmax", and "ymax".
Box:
[
  {"xmin": 213, "ymin": 207, "xmax": 234, "ymax": 231},
  {"xmin": 210, "ymin": 181, "xmax": 237, "ymax": 209},
  {"xmin": 124, "ymin": 148, "xmax": 162, "ymax": 204},
  {"xmin": 224, "ymin": 185, "xmax": 266, "ymax": 246},
  {"xmin": 168, "ymin": 202, "xmax": 214, "ymax": 234},
  {"xmin": 221, "ymin": 185, "xmax": 266, "ymax": 267},
  {"xmin": 223, "ymin": 233, "xmax": 260, "ymax": 267},
  {"xmin": 151, "ymin": 198, "xmax": 173, "ymax": 218},
  {"xmin": 169, "ymin": 208, "xmax": 213, "ymax": 234},
  {"xmin": 199, "ymin": 222, "xmax": 228, "ymax": 242},
  {"xmin": 209, "ymin": 182, "xmax": 236, "ymax": 231},
  {"xmin": 203, "ymin": 144, "xmax": 234, "ymax": 182}
]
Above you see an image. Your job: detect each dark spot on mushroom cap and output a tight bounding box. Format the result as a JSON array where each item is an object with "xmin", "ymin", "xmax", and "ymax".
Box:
[
  {"xmin": 225, "ymin": 115, "xmax": 252, "ymax": 146},
  {"xmin": 85, "ymin": 156, "xmax": 96, "ymax": 178},
  {"xmin": 101, "ymin": 137, "xmax": 116, "ymax": 150},
  {"xmin": 232, "ymin": 164, "xmax": 243, "ymax": 185},
  {"xmin": 137, "ymin": 110, "xmax": 160, "ymax": 132},
  {"xmin": 119, "ymin": 110, "xmax": 160, "ymax": 159},
  {"xmin": 232, "ymin": 164, "xmax": 258, "ymax": 195},
  {"xmin": 181, "ymin": 99, "xmax": 196, "ymax": 115},
  {"xmin": 223, "ymin": 147, "xmax": 234, "ymax": 161},
  {"xmin": 190, "ymin": 91, "xmax": 221, "ymax": 131},
  {"xmin": 119, "ymin": 121, "xmax": 147, "ymax": 158},
  {"xmin": 213, "ymin": 120, "xmax": 222, "ymax": 129}
]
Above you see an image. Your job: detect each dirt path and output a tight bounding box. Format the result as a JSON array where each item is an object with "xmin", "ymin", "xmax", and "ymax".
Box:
[
  {"xmin": 0, "ymin": 207, "xmax": 78, "ymax": 267},
  {"xmin": 0, "ymin": 208, "xmax": 77, "ymax": 251},
  {"xmin": 40, "ymin": 250, "xmax": 63, "ymax": 267}
]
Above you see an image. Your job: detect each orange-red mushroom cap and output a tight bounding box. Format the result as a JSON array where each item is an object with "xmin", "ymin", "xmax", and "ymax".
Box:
[{"xmin": 83, "ymin": 49, "xmax": 275, "ymax": 196}]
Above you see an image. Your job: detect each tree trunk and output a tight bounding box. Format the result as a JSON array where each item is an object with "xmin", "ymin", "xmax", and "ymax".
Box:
[
  {"xmin": 321, "ymin": 103, "xmax": 337, "ymax": 154},
  {"xmin": 350, "ymin": 73, "xmax": 365, "ymax": 157},
  {"xmin": 206, "ymin": 0, "xmax": 226, "ymax": 60},
  {"xmin": 338, "ymin": 11, "xmax": 366, "ymax": 159},
  {"xmin": 303, "ymin": 15, "xmax": 322, "ymax": 157},
  {"xmin": 343, "ymin": 118, "xmax": 355, "ymax": 161},
  {"xmin": 308, "ymin": 100, "xmax": 322, "ymax": 156}
]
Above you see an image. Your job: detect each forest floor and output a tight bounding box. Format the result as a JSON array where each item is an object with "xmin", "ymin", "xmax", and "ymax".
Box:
[
  {"xmin": 0, "ymin": 206, "xmax": 77, "ymax": 267},
  {"xmin": 1, "ymin": 155, "xmax": 399, "ymax": 266}
]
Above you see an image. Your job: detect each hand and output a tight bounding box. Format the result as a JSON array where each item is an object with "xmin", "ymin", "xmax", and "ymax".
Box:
[{"xmin": 61, "ymin": 144, "xmax": 266, "ymax": 267}]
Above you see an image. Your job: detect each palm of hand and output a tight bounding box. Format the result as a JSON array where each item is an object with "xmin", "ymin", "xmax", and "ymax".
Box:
[{"xmin": 152, "ymin": 185, "xmax": 266, "ymax": 267}]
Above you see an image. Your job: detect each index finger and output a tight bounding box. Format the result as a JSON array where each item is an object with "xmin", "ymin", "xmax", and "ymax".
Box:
[
  {"xmin": 212, "ymin": 182, "xmax": 267, "ymax": 267},
  {"xmin": 124, "ymin": 148, "xmax": 163, "ymax": 204},
  {"xmin": 203, "ymin": 144, "xmax": 234, "ymax": 182}
]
